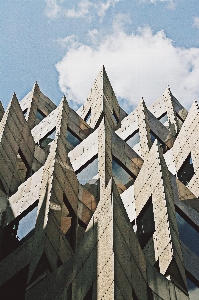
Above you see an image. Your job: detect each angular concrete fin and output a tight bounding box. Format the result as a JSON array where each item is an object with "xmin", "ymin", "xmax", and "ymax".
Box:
[
  {"xmin": 28, "ymin": 173, "xmax": 75, "ymax": 283},
  {"xmin": 163, "ymin": 86, "xmax": 188, "ymax": 119},
  {"xmin": 89, "ymin": 178, "xmax": 148, "ymax": 299},
  {"xmin": 56, "ymin": 95, "xmax": 69, "ymax": 135},
  {"xmin": 19, "ymin": 82, "xmax": 41, "ymax": 129},
  {"xmin": 166, "ymin": 258, "xmax": 188, "ymax": 294},
  {"xmin": 28, "ymin": 252, "xmax": 52, "ymax": 285},
  {"xmin": 189, "ymin": 98, "xmax": 199, "ymax": 114},
  {"xmin": 23, "ymin": 81, "xmax": 41, "ymax": 128},
  {"xmin": 134, "ymin": 142, "xmax": 187, "ymax": 292},
  {"xmin": 28, "ymin": 180, "xmax": 50, "ymax": 283},
  {"xmin": 32, "ymin": 81, "xmax": 40, "ymax": 94},
  {"xmin": 169, "ymin": 98, "xmax": 199, "ymax": 196},
  {"xmin": 1, "ymin": 93, "xmax": 22, "ymax": 125},
  {"xmin": 163, "ymin": 85, "xmax": 172, "ymax": 96},
  {"xmin": 163, "ymin": 86, "xmax": 180, "ymax": 135},
  {"xmin": 98, "ymin": 115, "xmax": 113, "ymax": 189},
  {"xmin": 0, "ymin": 93, "xmax": 36, "ymax": 194},
  {"xmin": 20, "ymin": 82, "xmax": 57, "ymax": 130},
  {"xmin": 34, "ymin": 95, "xmax": 70, "ymax": 168},
  {"xmin": 28, "ymin": 116, "xmax": 92, "ymax": 282},
  {"xmin": 136, "ymin": 97, "xmax": 152, "ymax": 158},
  {"xmin": 76, "ymin": 66, "xmax": 121, "ymax": 130},
  {"xmin": 0, "ymin": 101, "xmax": 4, "ymax": 122},
  {"xmin": 48, "ymin": 95, "xmax": 72, "ymax": 165}
]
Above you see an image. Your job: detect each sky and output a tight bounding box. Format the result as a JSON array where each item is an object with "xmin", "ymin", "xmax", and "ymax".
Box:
[{"xmin": 1, "ymin": 0, "xmax": 199, "ymax": 113}]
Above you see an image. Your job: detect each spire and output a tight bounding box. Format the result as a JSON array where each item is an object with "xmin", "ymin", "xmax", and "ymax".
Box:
[
  {"xmin": 32, "ymin": 81, "xmax": 40, "ymax": 95},
  {"xmin": 136, "ymin": 97, "xmax": 152, "ymax": 158},
  {"xmin": 76, "ymin": 66, "xmax": 121, "ymax": 130}
]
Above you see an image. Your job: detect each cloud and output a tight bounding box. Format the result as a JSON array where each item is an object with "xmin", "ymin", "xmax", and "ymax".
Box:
[
  {"xmin": 87, "ymin": 29, "xmax": 99, "ymax": 45},
  {"xmin": 56, "ymin": 27, "xmax": 199, "ymax": 111},
  {"xmin": 45, "ymin": 0, "xmax": 119, "ymax": 20},
  {"xmin": 65, "ymin": 0, "xmax": 119, "ymax": 19},
  {"xmin": 139, "ymin": 0, "xmax": 176, "ymax": 9},
  {"xmin": 56, "ymin": 35, "xmax": 81, "ymax": 49},
  {"xmin": 65, "ymin": 0, "xmax": 92, "ymax": 18},
  {"xmin": 44, "ymin": 0, "xmax": 62, "ymax": 19},
  {"xmin": 98, "ymin": 0, "xmax": 120, "ymax": 18},
  {"xmin": 193, "ymin": 17, "xmax": 199, "ymax": 29}
]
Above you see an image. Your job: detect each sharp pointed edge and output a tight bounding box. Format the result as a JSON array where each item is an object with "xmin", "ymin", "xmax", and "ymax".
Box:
[
  {"xmin": 7, "ymin": 92, "xmax": 19, "ymax": 108},
  {"xmin": 189, "ymin": 98, "xmax": 199, "ymax": 112},
  {"xmin": 163, "ymin": 85, "xmax": 172, "ymax": 97},
  {"xmin": 0, "ymin": 100, "xmax": 4, "ymax": 113},
  {"xmin": 57, "ymin": 95, "xmax": 69, "ymax": 113},
  {"xmin": 100, "ymin": 64, "xmax": 108, "ymax": 80},
  {"xmin": 138, "ymin": 97, "xmax": 147, "ymax": 110},
  {"xmin": 60, "ymin": 95, "xmax": 67, "ymax": 104},
  {"xmin": 32, "ymin": 81, "xmax": 40, "ymax": 93},
  {"xmin": 193, "ymin": 98, "xmax": 198, "ymax": 107}
]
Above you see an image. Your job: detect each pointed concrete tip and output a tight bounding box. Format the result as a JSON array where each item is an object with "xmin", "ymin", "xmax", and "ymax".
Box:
[
  {"xmin": 7, "ymin": 92, "xmax": 18, "ymax": 108},
  {"xmin": 59, "ymin": 94, "xmax": 68, "ymax": 108},
  {"xmin": 139, "ymin": 97, "xmax": 146, "ymax": 106},
  {"xmin": 101, "ymin": 65, "xmax": 106, "ymax": 73},
  {"xmin": 12, "ymin": 92, "xmax": 18, "ymax": 101},
  {"xmin": 187, "ymin": 99, "xmax": 199, "ymax": 117},
  {"xmin": 163, "ymin": 85, "xmax": 172, "ymax": 97},
  {"xmin": 32, "ymin": 81, "xmax": 40, "ymax": 92},
  {"xmin": 62, "ymin": 95, "xmax": 67, "ymax": 102},
  {"xmin": 191, "ymin": 98, "xmax": 199, "ymax": 109}
]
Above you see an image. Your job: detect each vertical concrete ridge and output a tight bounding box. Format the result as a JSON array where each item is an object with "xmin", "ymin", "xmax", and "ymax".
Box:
[
  {"xmin": 32, "ymin": 81, "xmax": 40, "ymax": 94},
  {"xmin": 163, "ymin": 86, "xmax": 179, "ymax": 135},
  {"xmin": 136, "ymin": 97, "xmax": 152, "ymax": 158},
  {"xmin": 134, "ymin": 141, "xmax": 187, "ymax": 292},
  {"xmin": 76, "ymin": 66, "xmax": 121, "ymax": 130}
]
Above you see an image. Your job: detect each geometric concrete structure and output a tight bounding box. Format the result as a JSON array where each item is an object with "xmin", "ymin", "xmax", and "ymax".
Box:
[{"xmin": 0, "ymin": 66, "xmax": 199, "ymax": 299}]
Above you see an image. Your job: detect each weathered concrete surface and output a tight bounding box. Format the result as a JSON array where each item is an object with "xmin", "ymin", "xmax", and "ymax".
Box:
[{"xmin": 0, "ymin": 67, "xmax": 198, "ymax": 300}]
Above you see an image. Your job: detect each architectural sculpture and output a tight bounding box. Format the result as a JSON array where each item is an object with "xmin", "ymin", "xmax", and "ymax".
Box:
[{"xmin": 0, "ymin": 66, "xmax": 198, "ymax": 299}]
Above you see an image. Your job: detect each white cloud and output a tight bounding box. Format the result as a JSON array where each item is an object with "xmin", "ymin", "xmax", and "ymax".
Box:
[
  {"xmin": 65, "ymin": 0, "xmax": 93, "ymax": 18},
  {"xmin": 98, "ymin": 0, "xmax": 120, "ymax": 18},
  {"xmin": 193, "ymin": 17, "xmax": 199, "ymax": 29},
  {"xmin": 56, "ymin": 27, "xmax": 199, "ymax": 111},
  {"xmin": 45, "ymin": 0, "xmax": 119, "ymax": 20},
  {"xmin": 139, "ymin": 0, "xmax": 176, "ymax": 9},
  {"xmin": 112, "ymin": 13, "xmax": 132, "ymax": 32},
  {"xmin": 44, "ymin": 0, "xmax": 62, "ymax": 19},
  {"xmin": 87, "ymin": 29, "xmax": 99, "ymax": 44},
  {"xmin": 56, "ymin": 35, "xmax": 81, "ymax": 49}
]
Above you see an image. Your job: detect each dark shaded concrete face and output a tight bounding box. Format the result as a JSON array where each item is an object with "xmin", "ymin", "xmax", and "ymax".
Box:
[{"xmin": 177, "ymin": 153, "xmax": 195, "ymax": 186}]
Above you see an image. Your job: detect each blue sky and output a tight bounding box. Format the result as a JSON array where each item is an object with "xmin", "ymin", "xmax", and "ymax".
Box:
[{"xmin": 1, "ymin": 0, "xmax": 199, "ymax": 112}]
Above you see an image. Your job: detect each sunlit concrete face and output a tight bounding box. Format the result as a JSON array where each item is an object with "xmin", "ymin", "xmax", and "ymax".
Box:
[{"xmin": 0, "ymin": 67, "xmax": 199, "ymax": 300}]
